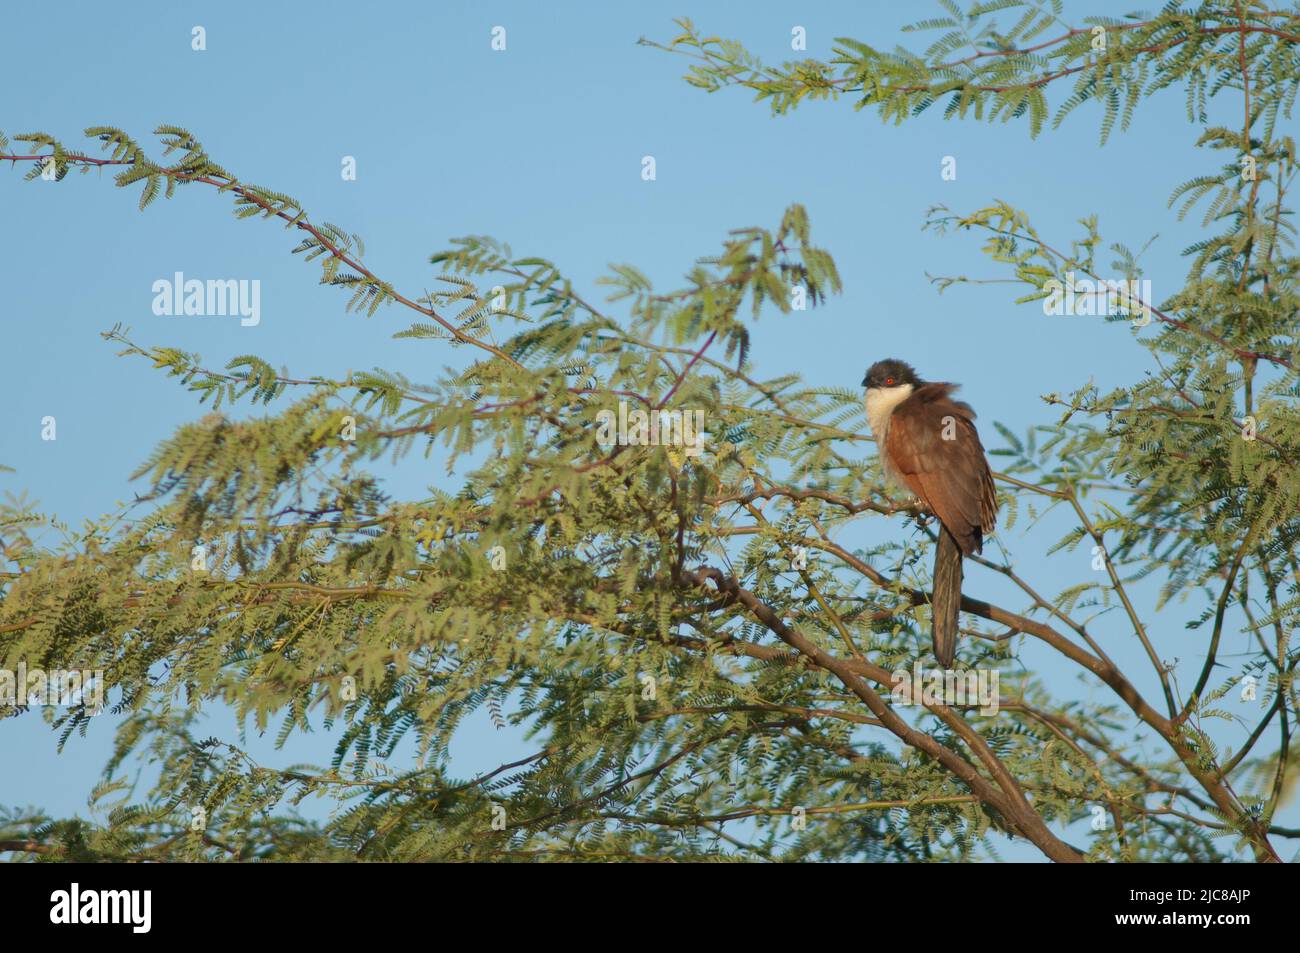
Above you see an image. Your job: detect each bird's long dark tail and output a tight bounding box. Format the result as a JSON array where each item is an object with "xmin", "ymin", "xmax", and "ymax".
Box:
[{"xmin": 931, "ymin": 528, "xmax": 963, "ymax": 668}]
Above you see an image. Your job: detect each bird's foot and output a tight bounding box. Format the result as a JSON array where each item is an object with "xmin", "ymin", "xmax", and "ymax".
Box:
[{"xmin": 907, "ymin": 499, "xmax": 934, "ymax": 527}]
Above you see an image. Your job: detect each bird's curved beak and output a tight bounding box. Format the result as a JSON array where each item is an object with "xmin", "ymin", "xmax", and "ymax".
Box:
[{"xmin": 861, "ymin": 375, "xmax": 869, "ymax": 388}]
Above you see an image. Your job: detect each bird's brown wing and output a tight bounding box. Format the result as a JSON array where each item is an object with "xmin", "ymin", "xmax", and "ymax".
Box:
[{"xmin": 885, "ymin": 382, "xmax": 996, "ymax": 555}]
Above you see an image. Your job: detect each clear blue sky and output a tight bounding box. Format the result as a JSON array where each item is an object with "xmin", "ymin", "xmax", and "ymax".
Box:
[{"xmin": 2, "ymin": 0, "xmax": 1292, "ymax": 860}]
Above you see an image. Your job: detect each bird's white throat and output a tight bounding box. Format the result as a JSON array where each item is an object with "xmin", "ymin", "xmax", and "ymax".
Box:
[
  {"xmin": 865, "ymin": 383, "xmax": 914, "ymax": 487},
  {"xmin": 864, "ymin": 383, "xmax": 915, "ymax": 442}
]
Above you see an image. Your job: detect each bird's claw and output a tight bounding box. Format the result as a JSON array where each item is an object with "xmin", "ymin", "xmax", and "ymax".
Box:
[{"xmin": 907, "ymin": 498, "xmax": 933, "ymax": 526}]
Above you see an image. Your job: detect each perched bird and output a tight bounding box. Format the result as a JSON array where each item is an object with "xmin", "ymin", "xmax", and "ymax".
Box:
[{"xmin": 862, "ymin": 359, "xmax": 997, "ymax": 667}]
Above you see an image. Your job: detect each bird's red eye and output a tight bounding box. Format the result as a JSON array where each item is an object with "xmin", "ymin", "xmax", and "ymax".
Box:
[{"xmin": 885, "ymin": 377, "xmax": 895, "ymax": 385}]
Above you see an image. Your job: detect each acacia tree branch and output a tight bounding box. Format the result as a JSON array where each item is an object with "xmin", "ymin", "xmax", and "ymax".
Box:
[
  {"xmin": 677, "ymin": 565, "xmax": 1085, "ymax": 862},
  {"xmin": 790, "ymin": 533, "xmax": 1282, "ymax": 861},
  {"xmin": 0, "ymin": 145, "xmax": 525, "ymax": 370}
]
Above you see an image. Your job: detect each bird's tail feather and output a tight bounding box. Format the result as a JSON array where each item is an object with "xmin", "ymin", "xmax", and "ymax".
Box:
[{"xmin": 931, "ymin": 528, "xmax": 963, "ymax": 668}]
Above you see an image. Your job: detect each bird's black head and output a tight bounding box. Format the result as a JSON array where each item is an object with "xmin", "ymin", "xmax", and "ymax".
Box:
[{"xmin": 862, "ymin": 359, "xmax": 921, "ymax": 389}]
